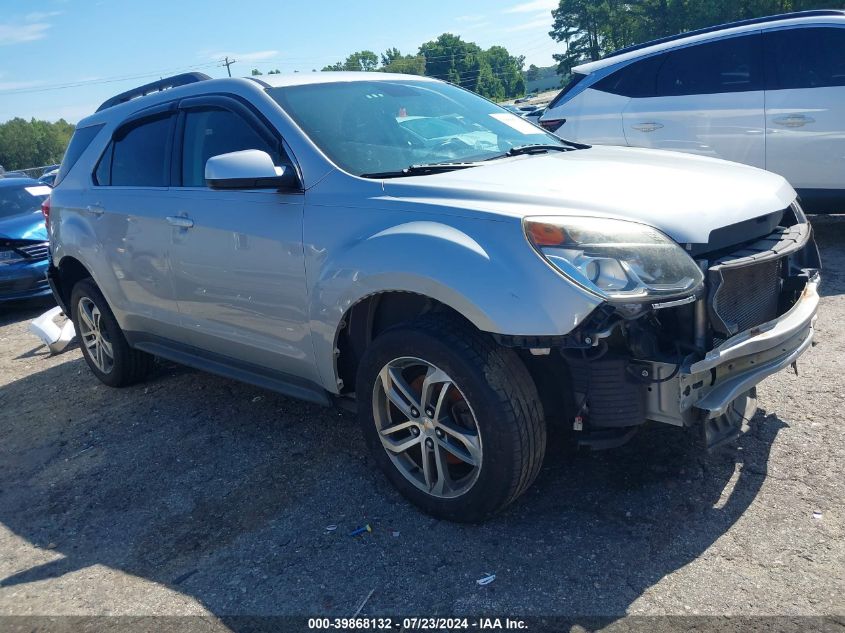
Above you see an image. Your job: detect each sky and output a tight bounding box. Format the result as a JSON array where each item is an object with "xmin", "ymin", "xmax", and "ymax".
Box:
[{"xmin": 0, "ymin": 0, "xmax": 562, "ymax": 124}]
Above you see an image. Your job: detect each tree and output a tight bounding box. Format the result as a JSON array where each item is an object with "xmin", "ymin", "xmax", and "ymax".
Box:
[
  {"xmin": 322, "ymin": 50, "xmax": 379, "ymax": 72},
  {"xmin": 484, "ymin": 46, "xmax": 525, "ymax": 98},
  {"xmin": 549, "ymin": 0, "xmax": 608, "ymax": 73},
  {"xmin": 417, "ymin": 33, "xmax": 526, "ymax": 99},
  {"xmin": 0, "ymin": 118, "xmax": 74, "ymax": 170},
  {"xmin": 381, "ymin": 47, "xmax": 403, "ymax": 67}
]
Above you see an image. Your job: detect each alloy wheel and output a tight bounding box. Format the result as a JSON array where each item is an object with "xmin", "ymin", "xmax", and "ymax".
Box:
[
  {"xmin": 372, "ymin": 357, "xmax": 482, "ymax": 498},
  {"xmin": 77, "ymin": 297, "xmax": 114, "ymax": 374}
]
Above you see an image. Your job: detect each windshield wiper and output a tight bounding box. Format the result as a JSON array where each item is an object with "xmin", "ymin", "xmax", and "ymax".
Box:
[
  {"xmin": 361, "ymin": 162, "xmax": 481, "ymax": 179},
  {"xmin": 484, "ymin": 141, "xmax": 590, "ymax": 161}
]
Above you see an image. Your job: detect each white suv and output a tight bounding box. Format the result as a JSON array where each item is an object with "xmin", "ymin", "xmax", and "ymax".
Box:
[{"xmin": 539, "ymin": 10, "xmax": 845, "ymax": 213}]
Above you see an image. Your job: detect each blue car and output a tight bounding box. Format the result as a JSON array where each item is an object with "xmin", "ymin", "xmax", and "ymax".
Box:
[{"xmin": 0, "ymin": 178, "xmax": 52, "ymax": 302}]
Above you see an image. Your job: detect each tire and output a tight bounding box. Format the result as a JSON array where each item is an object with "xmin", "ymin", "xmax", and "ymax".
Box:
[
  {"xmin": 356, "ymin": 313, "xmax": 546, "ymax": 522},
  {"xmin": 70, "ymin": 278, "xmax": 154, "ymax": 387}
]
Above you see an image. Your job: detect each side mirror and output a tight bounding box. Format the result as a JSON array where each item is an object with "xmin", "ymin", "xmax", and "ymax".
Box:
[{"xmin": 205, "ymin": 149, "xmax": 295, "ymax": 189}]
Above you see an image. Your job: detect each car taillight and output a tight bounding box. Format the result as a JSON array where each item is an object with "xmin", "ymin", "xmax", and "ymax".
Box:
[
  {"xmin": 540, "ymin": 118, "xmax": 565, "ymax": 132},
  {"xmin": 41, "ymin": 196, "xmax": 51, "ymax": 228}
]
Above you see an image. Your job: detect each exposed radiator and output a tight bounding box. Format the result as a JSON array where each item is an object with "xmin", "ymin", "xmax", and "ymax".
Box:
[{"xmin": 710, "ymin": 257, "xmax": 783, "ymax": 336}]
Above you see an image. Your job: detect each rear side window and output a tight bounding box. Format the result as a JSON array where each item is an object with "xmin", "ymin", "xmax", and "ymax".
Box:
[
  {"xmin": 180, "ymin": 108, "xmax": 283, "ymax": 187},
  {"xmin": 109, "ymin": 114, "xmax": 175, "ymax": 187},
  {"xmin": 54, "ymin": 124, "xmax": 103, "ymax": 187},
  {"xmin": 655, "ymin": 35, "xmax": 763, "ymax": 96},
  {"xmin": 594, "ymin": 55, "xmax": 665, "ymax": 98},
  {"xmin": 765, "ymin": 27, "xmax": 845, "ymax": 90},
  {"xmin": 547, "ymin": 72, "xmax": 587, "ymax": 108}
]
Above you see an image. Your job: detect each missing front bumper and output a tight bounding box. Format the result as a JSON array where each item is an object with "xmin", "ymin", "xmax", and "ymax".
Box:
[{"xmin": 642, "ymin": 276, "xmax": 819, "ymax": 427}]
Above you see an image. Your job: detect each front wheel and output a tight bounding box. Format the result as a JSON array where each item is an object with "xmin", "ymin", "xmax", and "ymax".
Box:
[{"xmin": 356, "ymin": 314, "xmax": 546, "ymax": 522}]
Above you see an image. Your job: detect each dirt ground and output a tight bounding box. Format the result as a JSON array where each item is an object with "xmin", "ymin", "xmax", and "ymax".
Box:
[{"xmin": 0, "ymin": 218, "xmax": 843, "ymax": 630}]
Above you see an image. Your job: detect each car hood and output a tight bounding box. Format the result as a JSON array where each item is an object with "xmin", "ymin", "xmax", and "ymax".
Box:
[
  {"xmin": 381, "ymin": 145, "xmax": 796, "ymax": 245},
  {"xmin": 0, "ymin": 210, "xmax": 47, "ymax": 242}
]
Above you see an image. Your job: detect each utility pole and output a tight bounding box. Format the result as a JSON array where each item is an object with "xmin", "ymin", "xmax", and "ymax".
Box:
[{"xmin": 220, "ymin": 56, "xmax": 237, "ymax": 77}]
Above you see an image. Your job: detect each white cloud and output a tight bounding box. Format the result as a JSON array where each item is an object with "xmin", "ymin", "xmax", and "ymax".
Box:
[
  {"xmin": 208, "ymin": 50, "xmax": 280, "ymax": 63},
  {"xmin": 0, "ymin": 22, "xmax": 51, "ymax": 45},
  {"xmin": 504, "ymin": 0, "xmax": 557, "ymax": 14},
  {"xmin": 25, "ymin": 11, "xmax": 63, "ymax": 22}
]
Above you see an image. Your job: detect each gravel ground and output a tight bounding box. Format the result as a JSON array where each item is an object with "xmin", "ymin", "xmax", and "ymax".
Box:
[{"xmin": 0, "ymin": 218, "xmax": 843, "ymax": 628}]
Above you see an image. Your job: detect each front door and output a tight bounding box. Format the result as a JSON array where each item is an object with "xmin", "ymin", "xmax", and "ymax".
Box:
[{"xmin": 167, "ymin": 98, "xmax": 316, "ymax": 383}]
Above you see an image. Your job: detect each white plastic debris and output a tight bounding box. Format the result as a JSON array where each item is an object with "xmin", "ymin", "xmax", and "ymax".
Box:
[
  {"xmin": 29, "ymin": 306, "xmax": 76, "ymax": 354},
  {"xmin": 813, "ymin": 511, "xmax": 823, "ymax": 520},
  {"xmin": 476, "ymin": 573, "xmax": 496, "ymax": 586}
]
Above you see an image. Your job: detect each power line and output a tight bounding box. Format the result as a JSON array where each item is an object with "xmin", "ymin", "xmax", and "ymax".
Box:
[
  {"xmin": 220, "ymin": 56, "xmax": 237, "ymax": 77},
  {"xmin": 0, "ymin": 62, "xmax": 220, "ymax": 96}
]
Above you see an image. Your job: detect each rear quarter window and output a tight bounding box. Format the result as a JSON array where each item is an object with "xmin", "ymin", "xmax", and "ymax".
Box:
[
  {"xmin": 547, "ymin": 72, "xmax": 587, "ymax": 109},
  {"xmin": 54, "ymin": 124, "xmax": 104, "ymax": 187},
  {"xmin": 593, "ymin": 55, "xmax": 665, "ymax": 98}
]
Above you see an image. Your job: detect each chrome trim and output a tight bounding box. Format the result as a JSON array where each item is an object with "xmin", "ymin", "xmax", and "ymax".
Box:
[{"xmin": 651, "ymin": 294, "xmax": 697, "ymax": 310}]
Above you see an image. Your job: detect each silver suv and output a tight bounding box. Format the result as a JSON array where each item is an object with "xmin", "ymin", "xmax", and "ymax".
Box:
[{"xmin": 47, "ymin": 71, "xmax": 820, "ymax": 522}]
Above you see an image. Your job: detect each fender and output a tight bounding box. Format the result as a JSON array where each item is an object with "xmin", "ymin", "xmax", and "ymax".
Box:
[{"xmin": 307, "ymin": 217, "xmax": 603, "ymax": 392}]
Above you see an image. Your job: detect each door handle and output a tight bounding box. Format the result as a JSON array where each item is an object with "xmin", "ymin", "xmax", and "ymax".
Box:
[
  {"xmin": 84, "ymin": 204, "xmax": 104, "ymax": 216},
  {"xmin": 166, "ymin": 216, "xmax": 194, "ymax": 228},
  {"xmin": 632, "ymin": 122, "xmax": 664, "ymax": 132},
  {"xmin": 774, "ymin": 114, "xmax": 814, "ymax": 128}
]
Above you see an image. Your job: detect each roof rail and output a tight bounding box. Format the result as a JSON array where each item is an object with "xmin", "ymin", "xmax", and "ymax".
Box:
[
  {"xmin": 96, "ymin": 72, "xmax": 212, "ymax": 112},
  {"xmin": 604, "ymin": 9, "xmax": 845, "ymax": 59}
]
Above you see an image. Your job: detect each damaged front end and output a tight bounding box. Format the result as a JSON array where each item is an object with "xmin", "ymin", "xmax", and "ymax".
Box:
[{"xmin": 529, "ymin": 202, "xmax": 820, "ymax": 450}]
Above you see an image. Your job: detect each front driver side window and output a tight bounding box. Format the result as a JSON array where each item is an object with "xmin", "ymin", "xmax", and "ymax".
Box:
[{"xmin": 181, "ymin": 108, "xmax": 285, "ymax": 187}]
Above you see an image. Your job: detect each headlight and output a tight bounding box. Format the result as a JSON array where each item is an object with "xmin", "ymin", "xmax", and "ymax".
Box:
[{"xmin": 524, "ymin": 216, "xmax": 703, "ymax": 301}]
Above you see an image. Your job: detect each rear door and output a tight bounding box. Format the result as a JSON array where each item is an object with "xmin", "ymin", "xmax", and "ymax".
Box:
[
  {"xmin": 763, "ymin": 25, "xmax": 845, "ymax": 198},
  {"xmin": 89, "ymin": 106, "xmax": 184, "ymax": 340},
  {"xmin": 622, "ymin": 34, "xmax": 766, "ymax": 167},
  {"xmin": 166, "ymin": 96, "xmax": 315, "ymax": 382}
]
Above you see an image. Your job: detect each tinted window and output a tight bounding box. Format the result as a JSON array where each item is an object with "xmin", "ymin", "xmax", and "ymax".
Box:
[
  {"xmin": 54, "ymin": 124, "xmax": 103, "ymax": 186},
  {"xmin": 594, "ymin": 55, "xmax": 665, "ymax": 98},
  {"xmin": 656, "ymin": 35, "xmax": 762, "ymax": 96},
  {"xmin": 547, "ymin": 72, "xmax": 587, "ymax": 108},
  {"xmin": 94, "ymin": 142, "xmax": 113, "ymax": 186},
  {"xmin": 766, "ymin": 27, "xmax": 845, "ymax": 90},
  {"xmin": 181, "ymin": 108, "xmax": 282, "ymax": 187},
  {"xmin": 111, "ymin": 115, "xmax": 174, "ymax": 187}
]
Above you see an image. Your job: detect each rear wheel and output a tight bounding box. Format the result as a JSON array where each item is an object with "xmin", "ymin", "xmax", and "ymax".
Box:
[
  {"xmin": 70, "ymin": 278, "xmax": 154, "ymax": 387},
  {"xmin": 356, "ymin": 314, "xmax": 546, "ymax": 522}
]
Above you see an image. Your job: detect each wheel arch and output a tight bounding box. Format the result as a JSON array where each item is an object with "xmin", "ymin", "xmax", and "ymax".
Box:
[
  {"xmin": 54, "ymin": 255, "xmax": 94, "ymax": 311},
  {"xmin": 333, "ymin": 289, "xmax": 477, "ymax": 395},
  {"xmin": 308, "ymin": 217, "xmax": 603, "ymax": 394}
]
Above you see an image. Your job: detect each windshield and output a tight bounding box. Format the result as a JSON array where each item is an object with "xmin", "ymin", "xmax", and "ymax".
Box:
[
  {"xmin": 0, "ymin": 183, "xmax": 50, "ymax": 220},
  {"xmin": 268, "ymin": 79, "xmax": 565, "ymax": 177}
]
